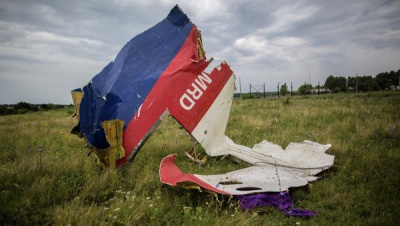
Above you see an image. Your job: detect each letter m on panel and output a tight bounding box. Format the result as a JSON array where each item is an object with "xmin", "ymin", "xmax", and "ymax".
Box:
[{"xmin": 195, "ymin": 72, "xmax": 212, "ymax": 90}]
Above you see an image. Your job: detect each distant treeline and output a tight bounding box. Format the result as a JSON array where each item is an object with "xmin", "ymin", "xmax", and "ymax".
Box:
[
  {"xmin": 235, "ymin": 69, "xmax": 400, "ymax": 98},
  {"xmin": 323, "ymin": 69, "xmax": 400, "ymax": 93},
  {"xmin": 0, "ymin": 102, "xmax": 70, "ymax": 115}
]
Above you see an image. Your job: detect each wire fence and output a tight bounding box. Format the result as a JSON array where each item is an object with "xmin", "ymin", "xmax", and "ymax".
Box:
[{"xmin": 235, "ymin": 82, "xmax": 330, "ymax": 99}]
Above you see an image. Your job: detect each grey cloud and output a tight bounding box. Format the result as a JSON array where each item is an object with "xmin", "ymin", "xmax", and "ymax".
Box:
[{"xmin": 0, "ymin": 0, "xmax": 399, "ymax": 104}]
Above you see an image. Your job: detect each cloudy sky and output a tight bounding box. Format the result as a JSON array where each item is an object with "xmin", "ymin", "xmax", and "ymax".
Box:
[{"xmin": 1, "ymin": 0, "xmax": 399, "ymax": 104}]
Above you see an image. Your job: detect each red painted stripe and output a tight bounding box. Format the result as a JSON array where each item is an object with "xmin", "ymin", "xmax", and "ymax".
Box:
[
  {"xmin": 117, "ymin": 26, "xmax": 233, "ymax": 165},
  {"xmin": 169, "ymin": 62, "xmax": 232, "ymax": 132},
  {"xmin": 159, "ymin": 154, "xmax": 229, "ymax": 194}
]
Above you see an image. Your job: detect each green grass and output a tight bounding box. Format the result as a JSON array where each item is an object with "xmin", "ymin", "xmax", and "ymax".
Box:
[{"xmin": 1, "ymin": 92, "xmax": 399, "ymax": 225}]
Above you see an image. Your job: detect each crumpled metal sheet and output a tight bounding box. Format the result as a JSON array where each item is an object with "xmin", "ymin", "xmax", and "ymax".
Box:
[
  {"xmin": 72, "ymin": 5, "xmax": 233, "ymax": 166},
  {"xmin": 160, "ymin": 153, "xmax": 327, "ymax": 194},
  {"xmin": 186, "ymin": 65, "xmax": 334, "ymax": 177},
  {"xmin": 78, "ymin": 5, "xmax": 196, "ymax": 152},
  {"xmin": 213, "ymin": 138, "xmax": 334, "ymax": 177},
  {"xmin": 72, "ymin": 5, "xmax": 334, "ymax": 195}
]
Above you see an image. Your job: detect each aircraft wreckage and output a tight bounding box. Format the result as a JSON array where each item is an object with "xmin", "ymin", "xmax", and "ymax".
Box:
[{"xmin": 71, "ymin": 5, "xmax": 334, "ymax": 216}]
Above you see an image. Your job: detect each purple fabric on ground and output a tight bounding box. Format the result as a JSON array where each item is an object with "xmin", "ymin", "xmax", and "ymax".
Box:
[{"xmin": 235, "ymin": 192, "xmax": 317, "ymax": 217}]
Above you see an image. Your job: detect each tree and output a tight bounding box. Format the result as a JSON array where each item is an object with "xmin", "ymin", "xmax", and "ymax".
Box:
[
  {"xmin": 376, "ymin": 72, "xmax": 390, "ymax": 90},
  {"xmin": 280, "ymin": 83, "xmax": 288, "ymax": 96},
  {"xmin": 298, "ymin": 84, "xmax": 312, "ymax": 95},
  {"xmin": 348, "ymin": 76, "xmax": 356, "ymax": 88},
  {"xmin": 15, "ymin": 102, "xmax": 31, "ymax": 111},
  {"xmin": 389, "ymin": 70, "xmax": 400, "ymax": 89},
  {"xmin": 337, "ymin": 76, "xmax": 347, "ymax": 92},
  {"xmin": 40, "ymin": 104, "xmax": 49, "ymax": 110},
  {"xmin": 324, "ymin": 75, "xmax": 336, "ymax": 91},
  {"xmin": 357, "ymin": 76, "xmax": 378, "ymax": 92},
  {"xmin": 241, "ymin": 93, "xmax": 257, "ymax": 100},
  {"xmin": 324, "ymin": 75, "xmax": 347, "ymax": 92}
]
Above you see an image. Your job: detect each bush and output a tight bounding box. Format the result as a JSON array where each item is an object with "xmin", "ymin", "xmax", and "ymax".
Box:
[
  {"xmin": 17, "ymin": 108, "xmax": 29, "ymax": 114},
  {"xmin": 15, "ymin": 102, "xmax": 31, "ymax": 111},
  {"xmin": 31, "ymin": 106, "xmax": 39, "ymax": 112},
  {"xmin": 40, "ymin": 104, "xmax": 49, "ymax": 110},
  {"xmin": 241, "ymin": 93, "xmax": 257, "ymax": 100}
]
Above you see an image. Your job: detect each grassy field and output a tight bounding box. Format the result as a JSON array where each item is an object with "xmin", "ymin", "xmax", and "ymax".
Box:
[{"xmin": 1, "ymin": 92, "xmax": 399, "ymax": 225}]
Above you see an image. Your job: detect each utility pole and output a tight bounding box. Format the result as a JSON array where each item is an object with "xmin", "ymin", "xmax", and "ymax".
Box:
[
  {"xmin": 263, "ymin": 83, "xmax": 265, "ymax": 98},
  {"xmin": 239, "ymin": 77, "xmax": 242, "ymax": 98},
  {"xmin": 356, "ymin": 73, "xmax": 358, "ymax": 93},
  {"xmin": 249, "ymin": 84, "xmax": 252, "ymax": 99},
  {"xmin": 277, "ymin": 82, "xmax": 280, "ymax": 98},
  {"xmin": 291, "ymin": 82, "xmax": 293, "ymax": 96}
]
